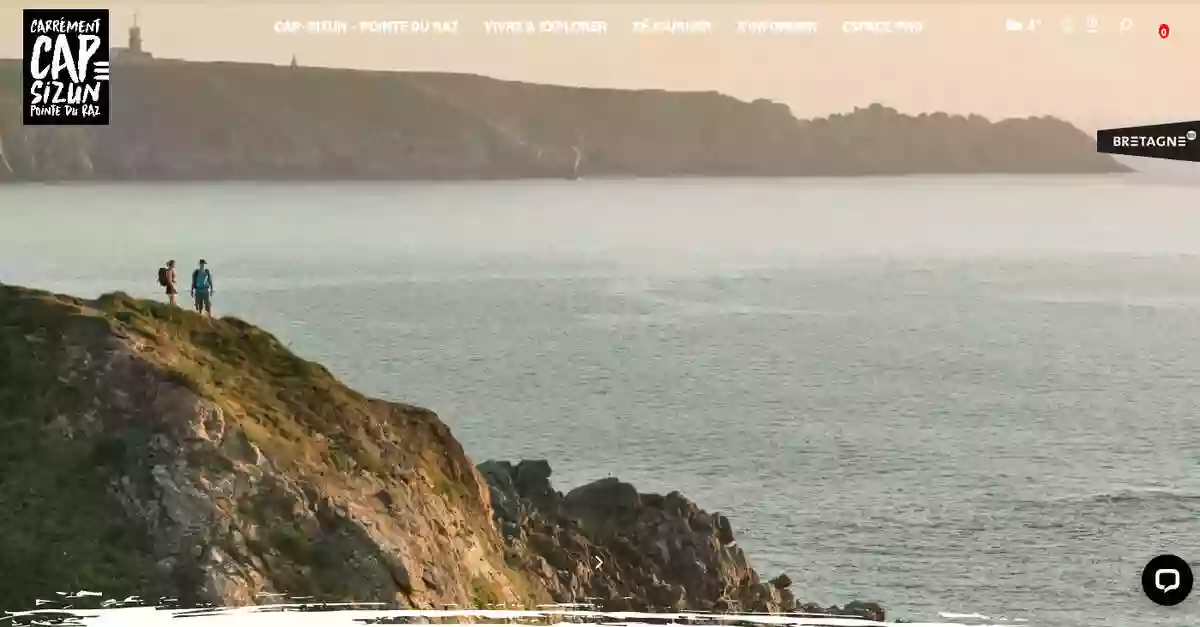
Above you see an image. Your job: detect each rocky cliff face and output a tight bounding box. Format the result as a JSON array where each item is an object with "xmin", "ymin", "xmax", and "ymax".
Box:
[
  {"xmin": 0, "ymin": 59, "xmax": 1127, "ymax": 181},
  {"xmin": 0, "ymin": 284, "xmax": 538, "ymax": 611},
  {"xmin": 0, "ymin": 283, "xmax": 882, "ymax": 622},
  {"xmin": 479, "ymin": 460, "xmax": 884, "ymax": 621}
]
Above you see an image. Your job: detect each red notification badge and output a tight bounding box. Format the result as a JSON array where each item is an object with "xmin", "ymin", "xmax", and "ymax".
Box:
[{"xmin": 1159, "ymin": 23, "xmax": 1170, "ymax": 38}]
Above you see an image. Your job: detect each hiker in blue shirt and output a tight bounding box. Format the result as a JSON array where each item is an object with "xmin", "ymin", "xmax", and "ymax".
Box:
[{"xmin": 190, "ymin": 259, "xmax": 215, "ymax": 317}]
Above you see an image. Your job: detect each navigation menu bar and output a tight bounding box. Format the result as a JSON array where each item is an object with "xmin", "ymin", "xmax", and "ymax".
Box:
[{"xmin": 274, "ymin": 19, "xmax": 932, "ymax": 37}]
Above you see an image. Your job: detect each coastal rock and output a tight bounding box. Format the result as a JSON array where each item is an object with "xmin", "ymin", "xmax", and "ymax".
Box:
[
  {"xmin": 844, "ymin": 600, "xmax": 887, "ymax": 622},
  {"xmin": 0, "ymin": 283, "xmax": 888, "ymax": 624},
  {"xmin": 479, "ymin": 459, "xmax": 887, "ymax": 620}
]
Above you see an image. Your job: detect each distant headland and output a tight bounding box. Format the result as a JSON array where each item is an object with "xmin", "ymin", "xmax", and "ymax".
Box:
[{"xmin": 0, "ymin": 44, "xmax": 1128, "ymax": 182}]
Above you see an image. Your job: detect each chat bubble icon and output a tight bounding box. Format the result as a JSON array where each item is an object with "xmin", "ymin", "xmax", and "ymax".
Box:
[{"xmin": 1156, "ymin": 569, "xmax": 1181, "ymax": 593}]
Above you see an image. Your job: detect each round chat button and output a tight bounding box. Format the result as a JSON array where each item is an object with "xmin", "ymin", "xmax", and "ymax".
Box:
[{"xmin": 1142, "ymin": 554, "xmax": 1193, "ymax": 606}]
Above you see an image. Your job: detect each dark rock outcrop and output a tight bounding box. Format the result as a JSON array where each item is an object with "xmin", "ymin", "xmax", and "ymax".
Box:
[
  {"xmin": 0, "ymin": 59, "xmax": 1127, "ymax": 182},
  {"xmin": 478, "ymin": 459, "xmax": 886, "ymax": 621}
]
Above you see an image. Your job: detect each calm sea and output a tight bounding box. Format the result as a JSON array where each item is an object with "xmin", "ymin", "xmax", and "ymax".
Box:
[{"xmin": 2, "ymin": 176, "xmax": 1198, "ymax": 627}]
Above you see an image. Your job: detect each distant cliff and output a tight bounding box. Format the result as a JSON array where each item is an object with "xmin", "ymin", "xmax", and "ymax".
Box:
[{"xmin": 0, "ymin": 59, "xmax": 1128, "ymax": 181}]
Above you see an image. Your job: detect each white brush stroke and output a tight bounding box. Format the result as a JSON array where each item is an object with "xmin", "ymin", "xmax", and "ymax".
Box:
[{"xmin": 0, "ymin": 602, "xmax": 1021, "ymax": 627}]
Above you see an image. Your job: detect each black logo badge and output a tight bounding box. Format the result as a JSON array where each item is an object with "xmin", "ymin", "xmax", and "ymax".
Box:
[
  {"xmin": 22, "ymin": 9, "xmax": 110, "ymax": 126},
  {"xmin": 1142, "ymin": 554, "xmax": 1193, "ymax": 607},
  {"xmin": 1097, "ymin": 121, "xmax": 1200, "ymax": 163}
]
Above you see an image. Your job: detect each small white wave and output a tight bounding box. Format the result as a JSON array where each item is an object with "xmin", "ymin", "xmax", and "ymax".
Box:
[
  {"xmin": 580, "ymin": 301, "xmax": 827, "ymax": 328},
  {"xmin": 1014, "ymin": 292, "xmax": 1200, "ymax": 311}
]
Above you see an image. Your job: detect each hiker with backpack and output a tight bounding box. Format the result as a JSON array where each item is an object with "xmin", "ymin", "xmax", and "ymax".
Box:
[
  {"xmin": 157, "ymin": 260, "xmax": 178, "ymax": 306},
  {"xmin": 191, "ymin": 259, "xmax": 215, "ymax": 317}
]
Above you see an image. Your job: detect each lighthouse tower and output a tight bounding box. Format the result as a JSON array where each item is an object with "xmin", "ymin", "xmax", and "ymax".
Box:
[
  {"xmin": 112, "ymin": 12, "xmax": 155, "ymax": 63},
  {"xmin": 128, "ymin": 12, "xmax": 144, "ymax": 54}
]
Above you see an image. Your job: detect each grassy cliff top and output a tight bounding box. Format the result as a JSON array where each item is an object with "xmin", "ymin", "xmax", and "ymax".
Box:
[{"xmin": 0, "ymin": 283, "xmax": 468, "ymax": 481}]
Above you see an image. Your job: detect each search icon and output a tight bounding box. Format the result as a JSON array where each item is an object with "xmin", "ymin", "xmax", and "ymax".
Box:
[{"xmin": 1120, "ymin": 17, "xmax": 1133, "ymax": 32}]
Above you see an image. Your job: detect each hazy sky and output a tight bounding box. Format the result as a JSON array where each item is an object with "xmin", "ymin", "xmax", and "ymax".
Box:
[{"xmin": 3, "ymin": 2, "xmax": 1197, "ymax": 130}]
